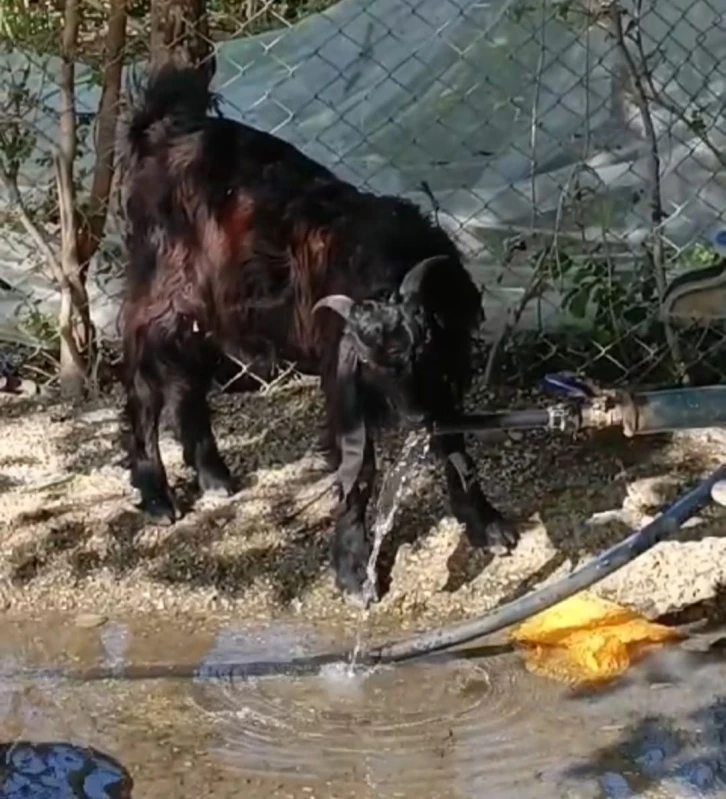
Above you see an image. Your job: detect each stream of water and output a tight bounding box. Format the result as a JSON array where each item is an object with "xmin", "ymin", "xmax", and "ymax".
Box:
[{"xmin": 349, "ymin": 429, "xmax": 431, "ymax": 672}]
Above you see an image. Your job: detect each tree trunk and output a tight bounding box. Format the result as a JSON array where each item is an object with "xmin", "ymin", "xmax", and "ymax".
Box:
[
  {"xmin": 56, "ymin": 0, "xmax": 86, "ymax": 400},
  {"xmin": 150, "ymin": 0, "xmax": 216, "ymax": 85},
  {"xmin": 55, "ymin": 0, "xmax": 128, "ymax": 399},
  {"xmin": 77, "ymin": 0, "xmax": 128, "ymax": 267}
]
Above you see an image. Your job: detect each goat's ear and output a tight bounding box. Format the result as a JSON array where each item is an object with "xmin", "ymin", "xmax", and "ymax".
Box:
[
  {"xmin": 336, "ymin": 331, "xmax": 367, "ymax": 499},
  {"xmin": 313, "ymin": 294, "xmax": 354, "ymax": 321},
  {"xmin": 399, "ymin": 255, "xmax": 450, "ymax": 301}
]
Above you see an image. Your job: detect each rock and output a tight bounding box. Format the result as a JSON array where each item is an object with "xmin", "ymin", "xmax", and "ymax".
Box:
[
  {"xmin": 625, "ymin": 475, "xmax": 681, "ymax": 511},
  {"xmin": 711, "ymin": 480, "xmax": 726, "ymax": 506},
  {"xmin": 74, "ymin": 612, "xmax": 108, "ymax": 629}
]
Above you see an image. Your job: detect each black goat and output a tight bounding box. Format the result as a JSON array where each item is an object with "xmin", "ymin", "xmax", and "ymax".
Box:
[{"xmin": 119, "ymin": 64, "xmax": 518, "ymax": 602}]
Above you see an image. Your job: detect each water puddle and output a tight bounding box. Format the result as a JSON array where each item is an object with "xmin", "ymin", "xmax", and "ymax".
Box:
[{"xmin": 0, "ymin": 614, "xmax": 725, "ymax": 797}]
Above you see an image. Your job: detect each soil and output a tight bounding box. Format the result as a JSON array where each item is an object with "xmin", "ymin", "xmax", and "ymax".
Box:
[{"xmin": 2, "ymin": 367, "xmax": 726, "ymax": 636}]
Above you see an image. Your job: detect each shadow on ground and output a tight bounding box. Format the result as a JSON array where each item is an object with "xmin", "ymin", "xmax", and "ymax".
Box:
[
  {"xmin": 2, "ymin": 377, "xmax": 721, "ymax": 616},
  {"xmin": 0, "ymin": 740, "xmax": 133, "ymax": 798},
  {"xmin": 6, "ymin": 466, "xmax": 336, "ymax": 608},
  {"xmin": 563, "ymin": 697, "xmax": 726, "ymax": 796}
]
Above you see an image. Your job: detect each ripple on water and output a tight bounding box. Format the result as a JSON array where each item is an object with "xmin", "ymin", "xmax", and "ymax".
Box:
[{"xmin": 190, "ymin": 621, "xmax": 574, "ymax": 797}]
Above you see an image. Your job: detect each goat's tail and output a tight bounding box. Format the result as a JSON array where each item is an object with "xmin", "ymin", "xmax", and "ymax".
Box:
[{"xmin": 126, "ymin": 64, "xmax": 218, "ymax": 157}]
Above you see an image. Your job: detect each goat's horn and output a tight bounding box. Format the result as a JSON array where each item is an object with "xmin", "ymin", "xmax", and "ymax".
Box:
[
  {"xmin": 313, "ymin": 294, "xmax": 355, "ymax": 320},
  {"xmin": 400, "ymin": 255, "xmax": 449, "ymax": 299}
]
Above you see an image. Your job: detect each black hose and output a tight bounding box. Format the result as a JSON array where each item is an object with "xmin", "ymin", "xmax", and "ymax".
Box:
[
  {"xmin": 13, "ymin": 464, "xmax": 725, "ymax": 685},
  {"xmin": 363, "ymin": 462, "xmax": 726, "ymax": 664},
  {"xmin": 432, "ymin": 409, "xmax": 553, "ymax": 436}
]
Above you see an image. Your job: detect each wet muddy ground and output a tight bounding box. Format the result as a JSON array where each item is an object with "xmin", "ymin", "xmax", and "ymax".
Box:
[
  {"xmin": 4, "ymin": 369, "xmax": 726, "ymax": 796},
  {"xmin": 2, "ymin": 613, "xmax": 726, "ymax": 798}
]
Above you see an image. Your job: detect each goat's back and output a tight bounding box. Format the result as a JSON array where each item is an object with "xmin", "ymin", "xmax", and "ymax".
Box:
[{"xmin": 120, "ymin": 66, "xmax": 482, "ymax": 371}]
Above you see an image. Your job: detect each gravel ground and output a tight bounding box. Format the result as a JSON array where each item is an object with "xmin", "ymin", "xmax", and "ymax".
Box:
[{"xmin": 2, "ymin": 369, "xmax": 726, "ymax": 633}]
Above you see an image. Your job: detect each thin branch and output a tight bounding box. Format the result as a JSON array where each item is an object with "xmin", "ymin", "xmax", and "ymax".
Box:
[
  {"xmin": 481, "ymin": 313, "xmax": 510, "ymax": 388},
  {"xmin": 630, "ymin": 10, "xmax": 726, "ymax": 172},
  {"xmin": 482, "ymin": 247, "xmax": 548, "ymax": 387},
  {"xmin": 55, "ymin": 0, "xmax": 88, "ymax": 383},
  {"xmin": 57, "ymin": 0, "xmax": 80, "ymax": 268},
  {"xmin": 420, "ymin": 180, "xmax": 441, "ymax": 228},
  {"xmin": 529, "ymin": 0, "xmax": 546, "ymax": 229},
  {"xmin": 609, "ymin": 1, "xmax": 687, "ymax": 381},
  {"xmin": 0, "ymin": 161, "xmax": 62, "ymax": 280},
  {"xmin": 218, "ymin": 351, "xmax": 272, "ymax": 392},
  {"xmin": 261, "ymin": 360, "xmax": 300, "ymax": 395},
  {"xmin": 78, "ymin": 0, "xmax": 128, "ymax": 263},
  {"xmin": 611, "ymin": 5, "xmax": 663, "ymax": 230},
  {"xmin": 54, "ymin": 153, "xmax": 87, "ymax": 378}
]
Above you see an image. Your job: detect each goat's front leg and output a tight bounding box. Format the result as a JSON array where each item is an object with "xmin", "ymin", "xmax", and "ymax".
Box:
[
  {"xmin": 332, "ymin": 434, "xmax": 376, "ymax": 604},
  {"xmin": 431, "ymin": 431, "xmax": 518, "ymax": 554},
  {"xmin": 320, "ymin": 332, "xmax": 377, "ymax": 602}
]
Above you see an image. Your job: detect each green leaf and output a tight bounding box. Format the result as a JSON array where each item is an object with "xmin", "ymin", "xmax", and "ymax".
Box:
[{"xmin": 564, "ymin": 284, "xmax": 592, "ymax": 318}]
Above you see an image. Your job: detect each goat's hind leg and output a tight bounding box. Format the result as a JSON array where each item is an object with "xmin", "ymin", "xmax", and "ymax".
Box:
[
  {"xmin": 123, "ymin": 363, "xmax": 178, "ymax": 523},
  {"xmin": 432, "ymin": 432, "xmax": 519, "ymax": 555},
  {"xmin": 167, "ymin": 365, "xmax": 235, "ymax": 500}
]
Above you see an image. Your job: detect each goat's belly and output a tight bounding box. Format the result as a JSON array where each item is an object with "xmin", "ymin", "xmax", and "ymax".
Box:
[{"xmin": 215, "ymin": 330, "xmax": 323, "ymax": 379}]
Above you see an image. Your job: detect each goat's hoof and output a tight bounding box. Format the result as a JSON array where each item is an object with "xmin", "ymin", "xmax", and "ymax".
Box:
[
  {"xmin": 466, "ymin": 515, "xmax": 519, "ymax": 556},
  {"xmin": 333, "ymin": 518, "xmax": 374, "ymax": 605},
  {"xmin": 140, "ymin": 496, "xmax": 178, "ymax": 526},
  {"xmin": 196, "ymin": 483, "xmax": 236, "ymax": 511},
  {"xmin": 199, "ymin": 470, "xmax": 235, "ymax": 496},
  {"xmin": 345, "ymin": 589, "xmax": 375, "ymax": 610},
  {"xmin": 340, "ymin": 581, "xmax": 377, "ymax": 610},
  {"xmin": 300, "ymin": 450, "xmax": 333, "ymax": 475},
  {"xmin": 201, "ymin": 484, "xmax": 234, "ymax": 501},
  {"xmin": 485, "ymin": 517, "xmax": 519, "ymax": 555},
  {"xmin": 335, "ymin": 565, "xmax": 373, "ymax": 608}
]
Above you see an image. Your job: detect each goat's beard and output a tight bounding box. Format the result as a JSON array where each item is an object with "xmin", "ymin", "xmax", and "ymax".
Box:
[
  {"xmin": 390, "ymin": 397, "xmax": 427, "ymax": 424},
  {"xmin": 359, "ymin": 368, "xmax": 427, "ymax": 427}
]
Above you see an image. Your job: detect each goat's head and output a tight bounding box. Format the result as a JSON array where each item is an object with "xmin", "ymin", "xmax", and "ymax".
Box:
[{"xmin": 314, "ymin": 255, "xmax": 464, "ymax": 423}]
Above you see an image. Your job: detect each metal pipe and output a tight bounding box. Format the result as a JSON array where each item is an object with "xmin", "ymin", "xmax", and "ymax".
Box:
[
  {"xmin": 622, "ymin": 385, "xmax": 726, "ymax": 437},
  {"xmin": 435, "ymin": 385, "xmax": 726, "ymax": 439}
]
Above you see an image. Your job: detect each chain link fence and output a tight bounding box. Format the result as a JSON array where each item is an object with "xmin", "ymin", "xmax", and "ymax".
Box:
[{"xmin": 1, "ymin": 0, "xmax": 726, "ymax": 392}]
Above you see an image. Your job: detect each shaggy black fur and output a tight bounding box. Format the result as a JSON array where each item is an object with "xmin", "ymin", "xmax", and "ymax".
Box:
[{"xmin": 119, "ymin": 64, "xmax": 517, "ymax": 602}]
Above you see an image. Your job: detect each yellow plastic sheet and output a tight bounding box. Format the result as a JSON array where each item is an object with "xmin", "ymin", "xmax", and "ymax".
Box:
[{"xmin": 510, "ymin": 592, "xmax": 684, "ymax": 684}]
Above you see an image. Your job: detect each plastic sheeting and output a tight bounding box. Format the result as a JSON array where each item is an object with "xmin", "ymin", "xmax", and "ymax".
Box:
[
  {"xmin": 2, "ymin": 0, "xmax": 726, "ymax": 342},
  {"xmin": 214, "ymin": 0, "xmax": 726, "ymax": 256}
]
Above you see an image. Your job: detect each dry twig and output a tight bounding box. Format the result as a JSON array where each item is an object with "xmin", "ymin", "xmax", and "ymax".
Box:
[{"xmin": 608, "ymin": 0, "xmax": 687, "ymax": 382}]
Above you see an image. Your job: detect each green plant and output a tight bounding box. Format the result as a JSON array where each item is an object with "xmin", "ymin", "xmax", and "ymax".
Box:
[
  {"xmin": 14, "ymin": 300, "xmax": 59, "ymax": 346},
  {"xmin": 554, "ymin": 247, "xmax": 659, "ymax": 352},
  {"xmin": 679, "ymin": 241, "xmax": 720, "ymax": 271}
]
